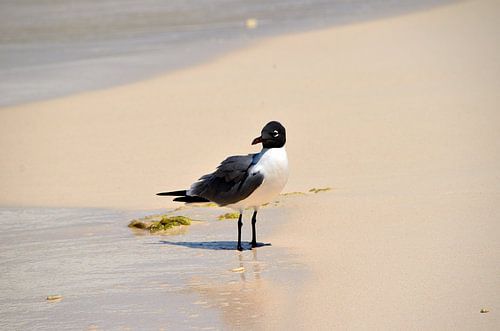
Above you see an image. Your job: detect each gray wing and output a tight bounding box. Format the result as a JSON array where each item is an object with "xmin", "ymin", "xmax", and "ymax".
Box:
[{"xmin": 188, "ymin": 154, "xmax": 264, "ymax": 206}]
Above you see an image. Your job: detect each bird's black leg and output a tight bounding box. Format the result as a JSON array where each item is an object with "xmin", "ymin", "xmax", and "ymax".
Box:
[
  {"xmin": 237, "ymin": 213, "xmax": 243, "ymax": 251},
  {"xmin": 251, "ymin": 210, "xmax": 258, "ymax": 248}
]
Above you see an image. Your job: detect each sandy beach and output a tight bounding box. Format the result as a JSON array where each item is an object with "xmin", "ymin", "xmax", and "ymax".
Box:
[{"xmin": 1, "ymin": 0, "xmax": 499, "ymax": 329}]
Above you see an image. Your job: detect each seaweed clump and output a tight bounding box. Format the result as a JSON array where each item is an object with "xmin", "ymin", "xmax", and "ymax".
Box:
[
  {"xmin": 217, "ymin": 212, "xmax": 240, "ymax": 220},
  {"xmin": 128, "ymin": 215, "xmax": 192, "ymax": 233},
  {"xmin": 150, "ymin": 216, "xmax": 191, "ymax": 232}
]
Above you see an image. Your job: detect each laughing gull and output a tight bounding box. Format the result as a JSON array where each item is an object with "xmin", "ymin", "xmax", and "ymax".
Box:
[{"xmin": 157, "ymin": 121, "xmax": 288, "ymax": 251}]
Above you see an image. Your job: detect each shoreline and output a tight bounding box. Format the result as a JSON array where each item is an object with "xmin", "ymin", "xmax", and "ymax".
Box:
[{"xmin": 0, "ymin": 0, "xmax": 456, "ymax": 108}]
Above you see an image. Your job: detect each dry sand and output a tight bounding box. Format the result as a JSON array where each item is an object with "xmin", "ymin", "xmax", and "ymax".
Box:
[{"xmin": 1, "ymin": 0, "xmax": 499, "ymax": 329}]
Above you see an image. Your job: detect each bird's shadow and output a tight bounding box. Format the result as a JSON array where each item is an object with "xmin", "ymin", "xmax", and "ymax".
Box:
[{"xmin": 154, "ymin": 240, "xmax": 271, "ymax": 251}]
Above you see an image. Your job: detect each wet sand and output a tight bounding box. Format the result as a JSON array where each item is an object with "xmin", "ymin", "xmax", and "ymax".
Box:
[
  {"xmin": 1, "ymin": 0, "xmax": 500, "ymax": 329},
  {"xmin": 0, "ymin": 201, "xmax": 305, "ymax": 330}
]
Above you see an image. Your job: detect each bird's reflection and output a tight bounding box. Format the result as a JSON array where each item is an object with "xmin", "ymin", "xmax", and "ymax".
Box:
[{"xmin": 186, "ymin": 249, "xmax": 275, "ymax": 329}]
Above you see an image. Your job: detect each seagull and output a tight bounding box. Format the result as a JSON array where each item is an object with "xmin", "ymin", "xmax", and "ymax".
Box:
[{"xmin": 157, "ymin": 121, "xmax": 289, "ymax": 251}]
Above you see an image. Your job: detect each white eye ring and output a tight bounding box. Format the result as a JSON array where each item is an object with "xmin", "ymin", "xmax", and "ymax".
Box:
[{"xmin": 273, "ymin": 130, "xmax": 279, "ymax": 137}]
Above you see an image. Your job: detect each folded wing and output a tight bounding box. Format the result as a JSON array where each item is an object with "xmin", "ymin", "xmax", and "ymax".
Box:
[{"xmin": 188, "ymin": 154, "xmax": 264, "ymax": 206}]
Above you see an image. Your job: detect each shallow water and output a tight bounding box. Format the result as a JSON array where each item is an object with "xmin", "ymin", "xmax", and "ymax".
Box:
[
  {"xmin": 0, "ymin": 205, "xmax": 304, "ymax": 330},
  {"xmin": 0, "ymin": 0, "xmax": 454, "ymax": 107}
]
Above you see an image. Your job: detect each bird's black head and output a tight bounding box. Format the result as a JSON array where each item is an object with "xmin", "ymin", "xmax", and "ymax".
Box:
[{"xmin": 252, "ymin": 121, "xmax": 286, "ymax": 148}]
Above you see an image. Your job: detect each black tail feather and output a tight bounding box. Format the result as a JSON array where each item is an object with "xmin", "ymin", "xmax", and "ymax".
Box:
[
  {"xmin": 156, "ymin": 190, "xmax": 187, "ymax": 196},
  {"xmin": 156, "ymin": 189, "xmax": 210, "ymax": 203},
  {"xmin": 173, "ymin": 196, "xmax": 210, "ymax": 203}
]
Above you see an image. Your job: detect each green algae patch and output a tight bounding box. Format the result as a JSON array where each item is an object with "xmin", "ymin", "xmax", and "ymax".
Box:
[
  {"xmin": 187, "ymin": 202, "xmax": 218, "ymax": 208},
  {"xmin": 217, "ymin": 212, "xmax": 240, "ymax": 220},
  {"xmin": 281, "ymin": 191, "xmax": 307, "ymax": 196},
  {"xmin": 150, "ymin": 216, "xmax": 191, "ymax": 232},
  {"xmin": 261, "ymin": 200, "xmax": 281, "ymax": 207},
  {"xmin": 308, "ymin": 187, "xmax": 332, "ymax": 194},
  {"xmin": 128, "ymin": 215, "xmax": 193, "ymax": 234},
  {"xmin": 202, "ymin": 202, "xmax": 218, "ymax": 208}
]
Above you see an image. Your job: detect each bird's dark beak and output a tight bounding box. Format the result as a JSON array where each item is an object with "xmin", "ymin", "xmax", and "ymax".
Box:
[{"xmin": 252, "ymin": 136, "xmax": 263, "ymax": 145}]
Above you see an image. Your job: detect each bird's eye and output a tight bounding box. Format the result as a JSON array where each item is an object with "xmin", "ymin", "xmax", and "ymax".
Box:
[{"xmin": 273, "ymin": 130, "xmax": 279, "ymax": 137}]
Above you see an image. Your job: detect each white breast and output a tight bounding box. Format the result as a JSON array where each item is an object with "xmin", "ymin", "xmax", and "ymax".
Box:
[{"xmin": 227, "ymin": 147, "xmax": 289, "ymax": 211}]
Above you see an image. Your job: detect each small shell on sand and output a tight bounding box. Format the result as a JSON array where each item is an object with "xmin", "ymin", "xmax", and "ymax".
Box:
[
  {"xmin": 245, "ymin": 18, "xmax": 258, "ymax": 29},
  {"xmin": 480, "ymin": 308, "xmax": 490, "ymax": 313},
  {"xmin": 46, "ymin": 295, "xmax": 63, "ymax": 302},
  {"xmin": 231, "ymin": 267, "xmax": 245, "ymax": 273}
]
